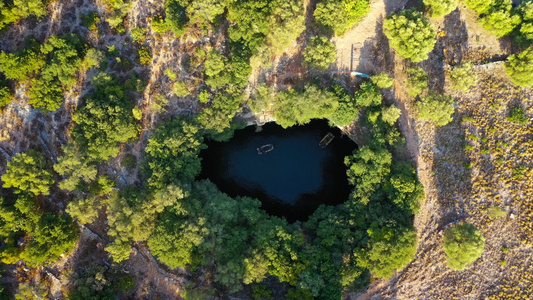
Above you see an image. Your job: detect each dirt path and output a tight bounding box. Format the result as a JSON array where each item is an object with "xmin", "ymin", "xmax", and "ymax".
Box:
[{"xmin": 332, "ymin": 0, "xmax": 407, "ymax": 74}]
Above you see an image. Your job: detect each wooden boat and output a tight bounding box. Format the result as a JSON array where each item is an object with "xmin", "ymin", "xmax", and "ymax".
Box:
[
  {"xmin": 319, "ymin": 132, "xmax": 334, "ymax": 148},
  {"xmin": 257, "ymin": 144, "xmax": 274, "ymax": 154}
]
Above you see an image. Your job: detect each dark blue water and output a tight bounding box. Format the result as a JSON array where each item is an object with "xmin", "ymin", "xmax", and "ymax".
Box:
[{"xmin": 199, "ymin": 119, "xmax": 357, "ymax": 222}]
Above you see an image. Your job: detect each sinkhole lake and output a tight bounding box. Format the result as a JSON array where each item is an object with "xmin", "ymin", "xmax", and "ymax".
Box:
[{"xmin": 199, "ymin": 119, "xmax": 358, "ymax": 222}]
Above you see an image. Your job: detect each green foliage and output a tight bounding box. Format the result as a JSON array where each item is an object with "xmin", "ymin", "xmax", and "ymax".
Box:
[
  {"xmin": 423, "ymin": 0, "xmax": 458, "ymax": 18},
  {"xmin": 227, "ymin": 0, "xmax": 305, "ymax": 61},
  {"xmin": 121, "ymin": 154, "xmax": 137, "ymax": 169},
  {"xmin": 165, "ymin": 67, "xmax": 177, "ymax": 80},
  {"xmin": 274, "ymin": 85, "xmax": 339, "ymax": 128},
  {"xmin": 371, "ymin": 73, "xmax": 394, "ymax": 88},
  {"xmin": 72, "ymin": 73, "xmax": 140, "ymax": 161},
  {"xmin": 144, "ymin": 118, "xmax": 205, "ymax": 189},
  {"xmin": 487, "ymin": 206, "xmax": 506, "ymax": 219},
  {"xmin": 517, "ymin": 1, "xmax": 533, "ymax": 44},
  {"xmin": 81, "ymin": 12, "xmax": 101, "ymax": 32},
  {"xmin": 303, "ymin": 36, "xmax": 336, "ymax": 70},
  {"xmin": 0, "ymin": 0, "xmax": 47, "ymax": 30},
  {"xmin": 507, "ymin": 105, "xmax": 528, "ymax": 125},
  {"xmin": 113, "ymin": 275, "xmax": 135, "ymax": 293},
  {"xmin": 103, "ymin": 0, "xmax": 132, "ymax": 28},
  {"xmin": 478, "ymin": 0, "xmax": 521, "ymax": 38},
  {"xmin": 357, "ymin": 226, "xmax": 417, "ymax": 278},
  {"xmin": 66, "ymin": 196, "xmax": 101, "ymax": 225},
  {"xmin": 383, "ymin": 9, "xmax": 436, "ymax": 62},
  {"xmin": 82, "ymin": 48, "xmax": 104, "ymax": 70},
  {"xmin": 172, "ymin": 81, "xmax": 190, "ymax": 97},
  {"xmin": 204, "ymin": 49, "xmax": 251, "ymax": 88},
  {"xmin": 132, "ymin": 106, "xmax": 142, "ymax": 120},
  {"xmin": 15, "ymin": 281, "xmax": 48, "ymax": 300},
  {"xmin": 0, "ymin": 45, "xmax": 45, "ymax": 81},
  {"xmin": 406, "ymin": 67, "xmax": 429, "ymax": 97},
  {"xmin": 345, "ymin": 146, "xmax": 392, "ymax": 205},
  {"xmin": 415, "ymin": 93, "xmax": 455, "ymax": 126},
  {"xmin": 443, "ymin": 223, "xmax": 485, "ymax": 270},
  {"xmin": 355, "ymin": 81, "xmax": 382, "ymax": 107},
  {"xmin": 285, "ymin": 288, "xmax": 314, "ymax": 300},
  {"xmin": 505, "ymin": 47, "xmax": 533, "ymax": 87},
  {"xmin": 2, "ymin": 150, "xmax": 54, "ymax": 196},
  {"xmin": 88, "ymin": 176, "xmax": 115, "ymax": 196},
  {"xmin": 197, "ymin": 90, "xmax": 209, "ymax": 103},
  {"xmin": 130, "ymin": 27, "xmax": 146, "ymax": 42},
  {"xmin": 196, "ymin": 90, "xmax": 243, "ymax": 137},
  {"xmin": 463, "ymin": 0, "xmax": 494, "ymax": 14},
  {"xmin": 0, "ymin": 81, "xmax": 12, "ymax": 108},
  {"xmin": 381, "ymin": 105, "xmax": 401, "ymax": 125},
  {"xmin": 314, "ymin": 0, "xmax": 370, "ymax": 36},
  {"xmin": 67, "ymin": 266, "xmax": 115, "ymax": 300},
  {"xmin": 449, "ymin": 62, "xmax": 477, "ymax": 92},
  {"xmin": 252, "ymin": 284, "xmax": 271, "ymax": 299},
  {"xmin": 329, "ymin": 83, "xmax": 358, "ymax": 127},
  {"xmin": 165, "ymin": 0, "xmax": 188, "ymax": 36},
  {"xmin": 54, "ymin": 143, "xmax": 97, "ymax": 191},
  {"xmin": 186, "ymin": 0, "xmax": 228, "ymax": 23},
  {"xmin": 136, "ymin": 46, "xmax": 152, "ymax": 66},
  {"xmin": 384, "ymin": 162, "xmax": 424, "ymax": 214},
  {"xmin": 249, "ymin": 83, "xmax": 275, "ymax": 113}
]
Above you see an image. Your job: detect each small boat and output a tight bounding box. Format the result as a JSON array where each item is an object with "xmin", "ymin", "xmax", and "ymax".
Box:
[
  {"xmin": 257, "ymin": 144, "xmax": 274, "ymax": 154},
  {"xmin": 319, "ymin": 132, "xmax": 335, "ymax": 148}
]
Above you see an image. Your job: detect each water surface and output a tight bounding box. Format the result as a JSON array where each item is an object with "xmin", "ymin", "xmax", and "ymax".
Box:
[{"xmin": 199, "ymin": 119, "xmax": 357, "ymax": 222}]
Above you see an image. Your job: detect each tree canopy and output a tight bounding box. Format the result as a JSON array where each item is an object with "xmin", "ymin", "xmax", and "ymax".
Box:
[
  {"xmin": 1, "ymin": 150, "xmax": 54, "ymax": 196},
  {"xmin": 443, "ymin": 223, "xmax": 485, "ymax": 270},
  {"xmin": 423, "ymin": 0, "xmax": 458, "ymax": 18},
  {"xmin": 383, "ymin": 9, "xmax": 436, "ymax": 62},
  {"xmin": 314, "ymin": 0, "xmax": 370, "ymax": 36},
  {"xmin": 415, "ymin": 93, "xmax": 455, "ymax": 126},
  {"xmin": 505, "ymin": 47, "xmax": 533, "ymax": 87},
  {"xmin": 303, "ymin": 36, "xmax": 337, "ymax": 70}
]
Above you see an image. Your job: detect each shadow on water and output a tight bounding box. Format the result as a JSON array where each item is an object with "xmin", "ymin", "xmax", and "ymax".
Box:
[{"xmin": 198, "ymin": 119, "xmax": 358, "ymax": 223}]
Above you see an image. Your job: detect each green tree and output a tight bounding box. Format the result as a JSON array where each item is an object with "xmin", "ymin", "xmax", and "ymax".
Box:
[
  {"xmin": 329, "ymin": 83, "xmax": 358, "ymax": 127},
  {"xmin": 103, "ymin": 0, "xmax": 132, "ymax": 28},
  {"xmin": 505, "ymin": 47, "xmax": 533, "ymax": 87},
  {"xmin": 357, "ymin": 226, "xmax": 417, "ymax": 278},
  {"xmin": 0, "ymin": 0, "xmax": 47, "ymax": 30},
  {"xmin": 517, "ymin": 0, "xmax": 533, "ymax": 44},
  {"xmin": 478, "ymin": 0, "xmax": 521, "ymax": 38},
  {"xmin": 371, "ymin": 73, "xmax": 394, "ymax": 88},
  {"xmin": 303, "ymin": 36, "xmax": 336, "ymax": 70},
  {"xmin": 449, "ymin": 62, "xmax": 477, "ymax": 92},
  {"xmin": 1, "ymin": 150, "xmax": 54, "ymax": 196},
  {"xmin": 463, "ymin": 0, "xmax": 494, "ymax": 14},
  {"xmin": 383, "ymin": 9, "xmax": 436, "ymax": 62},
  {"xmin": 144, "ymin": 118, "xmax": 205, "ymax": 189},
  {"xmin": 406, "ymin": 67, "xmax": 429, "ymax": 97},
  {"xmin": 66, "ymin": 196, "xmax": 101, "ymax": 225},
  {"xmin": 507, "ymin": 105, "xmax": 528, "ymax": 125},
  {"xmin": 345, "ymin": 146, "xmax": 392, "ymax": 204},
  {"xmin": 381, "ymin": 105, "xmax": 401, "ymax": 125},
  {"xmin": 355, "ymin": 81, "xmax": 382, "ymax": 107},
  {"xmin": 71, "ymin": 73, "xmax": 140, "ymax": 161},
  {"xmin": 415, "ymin": 93, "xmax": 455, "ymax": 126},
  {"xmin": 186, "ymin": 0, "xmax": 228, "ymax": 23},
  {"xmin": 0, "ymin": 46, "xmax": 45, "ymax": 81},
  {"xmin": 314, "ymin": 0, "xmax": 370, "ymax": 36},
  {"xmin": 0, "ymin": 81, "xmax": 12, "ymax": 108},
  {"xmin": 423, "ymin": 0, "xmax": 458, "ymax": 18},
  {"xmin": 54, "ymin": 143, "xmax": 97, "ymax": 191},
  {"xmin": 443, "ymin": 223, "xmax": 485, "ymax": 270}
]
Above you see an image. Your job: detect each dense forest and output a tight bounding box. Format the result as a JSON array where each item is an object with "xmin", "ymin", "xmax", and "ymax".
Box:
[{"xmin": 0, "ymin": 0, "xmax": 532, "ymax": 298}]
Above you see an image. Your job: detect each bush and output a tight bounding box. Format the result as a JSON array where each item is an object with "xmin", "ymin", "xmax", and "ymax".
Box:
[
  {"xmin": 382, "ymin": 105, "xmax": 401, "ymax": 125},
  {"xmin": 415, "ymin": 93, "xmax": 455, "ymax": 126},
  {"xmin": 487, "ymin": 206, "xmax": 506, "ymax": 219},
  {"xmin": 517, "ymin": 1, "xmax": 533, "ymax": 44},
  {"xmin": 355, "ymin": 81, "xmax": 381, "ymax": 107},
  {"xmin": 406, "ymin": 67, "xmax": 429, "ymax": 97},
  {"xmin": 130, "ymin": 27, "xmax": 146, "ymax": 42},
  {"xmin": 507, "ymin": 105, "xmax": 528, "ymax": 125},
  {"xmin": 303, "ymin": 36, "xmax": 336, "ymax": 70},
  {"xmin": 449, "ymin": 62, "xmax": 477, "ymax": 92},
  {"xmin": 136, "ymin": 46, "xmax": 152, "ymax": 66},
  {"xmin": 0, "ymin": 83, "xmax": 12, "ymax": 108},
  {"xmin": 443, "ymin": 223, "xmax": 485, "ymax": 270},
  {"xmin": 173, "ymin": 81, "xmax": 190, "ymax": 97},
  {"xmin": 314, "ymin": 0, "xmax": 370, "ymax": 36},
  {"xmin": 80, "ymin": 12, "xmax": 101, "ymax": 32},
  {"xmin": 371, "ymin": 73, "xmax": 394, "ymax": 88},
  {"xmin": 329, "ymin": 84, "xmax": 358, "ymax": 126},
  {"xmin": 383, "ymin": 9, "xmax": 436, "ymax": 62},
  {"xmin": 505, "ymin": 47, "xmax": 533, "ymax": 87},
  {"xmin": 423, "ymin": 0, "xmax": 458, "ymax": 18},
  {"xmin": 463, "ymin": 0, "xmax": 494, "ymax": 14},
  {"xmin": 1, "ymin": 150, "xmax": 54, "ymax": 196},
  {"xmin": 478, "ymin": 0, "xmax": 521, "ymax": 38}
]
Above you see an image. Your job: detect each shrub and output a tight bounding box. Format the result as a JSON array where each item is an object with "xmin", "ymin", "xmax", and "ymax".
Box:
[
  {"xmin": 517, "ymin": 1, "xmax": 533, "ymax": 44},
  {"xmin": 487, "ymin": 206, "xmax": 506, "ymax": 219},
  {"xmin": 165, "ymin": 0, "xmax": 188, "ymax": 36},
  {"xmin": 314, "ymin": 0, "xmax": 370, "ymax": 36},
  {"xmin": 165, "ymin": 68, "xmax": 177, "ymax": 80},
  {"xmin": 383, "ymin": 9, "xmax": 436, "ymax": 62},
  {"xmin": 423, "ymin": 0, "xmax": 458, "ymax": 18},
  {"xmin": 1, "ymin": 150, "xmax": 54, "ymax": 196},
  {"xmin": 121, "ymin": 154, "xmax": 137, "ymax": 169},
  {"xmin": 463, "ymin": 0, "xmax": 494, "ymax": 14},
  {"xmin": 355, "ymin": 81, "xmax": 381, "ymax": 107},
  {"xmin": 0, "ymin": 83, "xmax": 12, "ymax": 108},
  {"xmin": 443, "ymin": 223, "xmax": 485, "ymax": 270},
  {"xmin": 382, "ymin": 105, "xmax": 401, "ymax": 125},
  {"xmin": 371, "ymin": 73, "xmax": 394, "ymax": 88},
  {"xmin": 449, "ymin": 62, "xmax": 477, "ymax": 92},
  {"xmin": 505, "ymin": 47, "xmax": 533, "ymax": 87},
  {"xmin": 137, "ymin": 46, "xmax": 152, "ymax": 66},
  {"xmin": 173, "ymin": 81, "xmax": 190, "ymax": 97},
  {"xmin": 130, "ymin": 27, "xmax": 146, "ymax": 42},
  {"xmin": 151, "ymin": 94, "xmax": 169, "ymax": 113},
  {"xmin": 478, "ymin": 0, "xmax": 521, "ymax": 38},
  {"xmin": 415, "ymin": 93, "xmax": 455, "ymax": 126},
  {"xmin": 198, "ymin": 90, "xmax": 209, "ymax": 103},
  {"xmin": 406, "ymin": 67, "xmax": 429, "ymax": 97},
  {"xmin": 329, "ymin": 84, "xmax": 358, "ymax": 126},
  {"xmin": 80, "ymin": 12, "xmax": 100, "ymax": 32},
  {"xmin": 507, "ymin": 105, "xmax": 528, "ymax": 125},
  {"xmin": 303, "ymin": 36, "xmax": 336, "ymax": 70}
]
